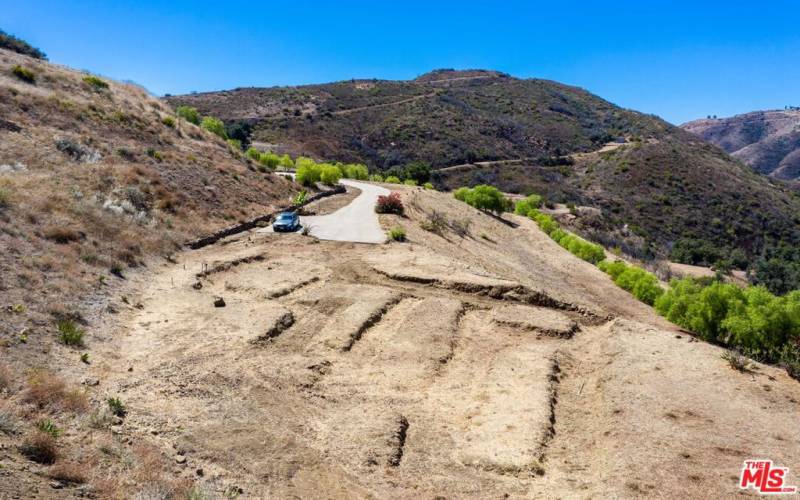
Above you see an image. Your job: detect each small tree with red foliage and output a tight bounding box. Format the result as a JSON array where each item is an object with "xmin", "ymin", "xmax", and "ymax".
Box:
[{"xmin": 375, "ymin": 192, "xmax": 404, "ymax": 215}]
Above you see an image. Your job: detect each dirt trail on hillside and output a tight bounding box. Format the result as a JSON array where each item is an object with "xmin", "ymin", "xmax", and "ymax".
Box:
[{"xmin": 90, "ymin": 188, "xmax": 800, "ymax": 498}]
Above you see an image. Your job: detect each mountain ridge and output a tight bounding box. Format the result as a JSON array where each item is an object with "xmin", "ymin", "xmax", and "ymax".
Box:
[{"xmin": 682, "ymin": 109, "xmax": 800, "ymax": 182}]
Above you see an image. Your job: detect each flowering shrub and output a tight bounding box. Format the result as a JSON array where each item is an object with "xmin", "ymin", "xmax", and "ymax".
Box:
[{"xmin": 375, "ymin": 192, "xmax": 404, "ymax": 215}]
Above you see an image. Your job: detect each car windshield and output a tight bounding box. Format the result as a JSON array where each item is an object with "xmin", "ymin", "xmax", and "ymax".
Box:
[{"xmin": 277, "ymin": 213, "xmax": 295, "ymax": 220}]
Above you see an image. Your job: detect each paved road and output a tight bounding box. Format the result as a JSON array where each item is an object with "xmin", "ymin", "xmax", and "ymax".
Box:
[{"xmin": 260, "ymin": 179, "xmax": 390, "ymax": 244}]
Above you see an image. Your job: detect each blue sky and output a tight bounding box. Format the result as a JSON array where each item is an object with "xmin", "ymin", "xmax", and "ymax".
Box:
[{"xmin": 4, "ymin": 1, "xmax": 799, "ymax": 124}]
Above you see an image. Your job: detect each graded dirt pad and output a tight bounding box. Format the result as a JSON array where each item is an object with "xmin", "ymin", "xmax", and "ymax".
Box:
[{"xmin": 59, "ymin": 187, "xmax": 800, "ymax": 498}]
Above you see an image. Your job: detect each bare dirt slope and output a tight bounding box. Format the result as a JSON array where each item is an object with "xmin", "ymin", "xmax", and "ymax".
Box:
[{"xmin": 74, "ymin": 187, "xmax": 800, "ymax": 498}]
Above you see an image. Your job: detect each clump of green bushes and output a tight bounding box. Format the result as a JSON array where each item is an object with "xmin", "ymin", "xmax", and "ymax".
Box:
[
  {"xmin": 655, "ymin": 279, "xmax": 800, "ymax": 355},
  {"xmin": 528, "ymin": 209, "xmax": 605, "ymax": 264},
  {"xmin": 295, "ymin": 159, "xmax": 370, "ymax": 186},
  {"xmin": 453, "ymin": 185, "xmax": 511, "ymax": 214},
  {"xmin": 514, "ymin": 194, "xmax": 543, "ymax": 215},
  {"xmin": 598, "ymin": 259, "xmax": 663, "ymax": 305}
]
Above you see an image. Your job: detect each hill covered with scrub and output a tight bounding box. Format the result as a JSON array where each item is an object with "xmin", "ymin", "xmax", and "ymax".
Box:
[{"xmin": 170, "ymin": 69, "xmax": 800, "ymax": 293}]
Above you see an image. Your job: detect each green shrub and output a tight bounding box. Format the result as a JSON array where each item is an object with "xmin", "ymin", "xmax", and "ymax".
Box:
[
  {"xmin": 528, "ymin": 209, "xmax": 559, "ymax": 235},
  {"xmin": 454, "ymin": 185, "xmax": 508, "ymax": 214},
  {"xmin": 176, "ymin": 106, "xmax": 200, "ymax": 125},
  {"xmin": 260, "ymin": 152, "xmax": 280, "ymax": 169},
  {"xmin": 226, "ymin": 139, "xmax": 242, "ymax": 151},
  {"xmin": 107, "ymin": 397, "xmax": 127, "ymax": 417},
  {"xmin": 161, "ymin": 116, "xmax": 175, "ymax": 128},
  {"xmin": 453, "ymin": 187, "xmax": 470, "ymax": 202},
  {"xmin": 388, "ymin": 227, "xmax": 406, "ymax": 242},
  {"xmin": 403, "ymin": 179, "xmax": 418, "ymax": 186},
  {"xmin": 370, "ymin": 174, "xmax": 384, "ymax": 182},
  {"xmin": 200, "ymin": 117, "xmax": 227, "ymax": 139},
  {"xmin": 296, "ymin": 162, "xmax": 322, "ymax": 186},
  {"xmin": 293, "ymin": 190, "xmax": 308, "ymax": 205},
  {"xmin": 553, "ymin": 232, "xmax": 605, "ymax": 264},
  {"xmin": 423, "ymin": 182, "xmax": 434, "ymax": 190},
  {"xmin": 82, "ymin": 75, "xmax": 108, "ymax": 89},
  {"xmin": 598, "ymin": 260, "xmax": 663, "ymax": 305},
  {"xmin": 320, "ymin": 164, "xmax": 343, "ymax": 185},
  {"xmin": 36, "ymin": 419, "xmax": 62, "ymax": 438},
  {"xmin": 279, "ymin": 154, "xmax": 294, "ymax": 169},
  {"xmin": 343, "ymin": 164, "xmax": 369, "ymax": 180},
  {"xmin": 246, "ymin": 147, "xmax": 261, "ymax": 160},
  {"xmin": 57, "ymin": 320, "xmax": 84, "ymax": 347},
  {"xmin": 514, "ymin": 194, "xmax": 543, "ymax": 215},
  {"xmin": 11, "ymin": 65, "xmax": 35, "ymax": 83},
  {"xmin": 721, "ymin": 350, "xmax": 750, "ymax": 372},
  {"xmin": 385, "ymin": 175, "xmax": 401, "ymax": 184}
]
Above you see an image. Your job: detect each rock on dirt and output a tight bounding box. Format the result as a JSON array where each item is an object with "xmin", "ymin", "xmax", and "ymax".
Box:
[{"xmin": 213, "ymin": 296, "xmax": 226, "ymax": 307}]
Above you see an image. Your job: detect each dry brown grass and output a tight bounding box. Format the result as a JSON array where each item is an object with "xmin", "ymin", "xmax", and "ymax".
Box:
[
  {"xmin": 19, "ymin": 430, "xmax": 58, "ymax": 464},
  {"xmin": 24, "ymin": 370, "xmax": 89, "ymax": 413},
  {"xmin": 48, "ymin": 461, "xmax": 88, "ymax": 484},
  {"xmin": 0, "ymin": 363, "xmax": 12, "ymax": 391},
  {"xmin": 42, "ymin": 225, "xmax": 82, "ymax": 244}
]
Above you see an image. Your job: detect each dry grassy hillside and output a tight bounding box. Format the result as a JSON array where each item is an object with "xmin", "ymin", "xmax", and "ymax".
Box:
[
  {"xmin": 0, "ymin": 49, "xmax": 299, "ymax": 343},
  {"xmin": 0, "ymin": 48, "xmax": 300, "ymax": 496}
]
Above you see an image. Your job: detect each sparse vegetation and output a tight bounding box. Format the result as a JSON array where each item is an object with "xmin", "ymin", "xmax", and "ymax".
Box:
[
  {"xmin": 375, "ymin": 192, "xmax": 404, "ymax": 215},
  {"xmin": 423, "ymin": 182, "xmax": 434, "ymax": 190},
  {"xmin": 82, "ymin": 75, "xmax": 109, "ymax": 89},
  {"xmin": 161, "ymin": 116, "xmax": 175, "ymax": 128},
  {"xmin": 722, "ymin": 350, "xmax": 750, "ymax": 372},
  {"xmin": 107, "ymin": 397, "xmax": 127, "ymax": 417},
  {"xmin": 388, "ymin": 227, "xmax": 407, "ymax": 242},
  {"xmin": 385, "ymin": 175, "xmax": 401, "ymax": 184},
  {"xmin": 57, "ymin": 320, "xmax": 85, "ymax": 347},
  {"xmin": 11, "ymin": 65, "xmax": 35, "ymax": 83},
  {"xmin": 36, "ymin": 419, "xmax": 63, "ymax": 438}
]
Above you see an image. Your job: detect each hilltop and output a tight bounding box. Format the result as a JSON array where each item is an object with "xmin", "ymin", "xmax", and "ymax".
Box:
[
  {"xmin": 169, "ymin": 70, "xmax": 800, "ymax": 286},
  {"xmin": 682, "ymin": 109, "xmax": 800, "ymax": 182}
]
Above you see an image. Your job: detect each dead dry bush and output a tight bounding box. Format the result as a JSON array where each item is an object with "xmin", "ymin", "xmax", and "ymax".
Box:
[
  {"xmin": 48, "ymin": 461, "xmax": 88, "ymax": 484},
  {"xmin": 24, "ymin": 370, "xmax": 89, "ymax": 413},
  {"xmin": 43, "ymin": 225, "xmax": 82, "ymax": 244},
  {"xmin": 19, "ymin": 430, "xmax": 58, "ymax": 464}
]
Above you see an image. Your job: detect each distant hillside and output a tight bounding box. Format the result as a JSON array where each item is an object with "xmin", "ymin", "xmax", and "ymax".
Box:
[
  {"xmin": 168, "ymin": 69, "xmax": 671, "ymax": 167},
  {"xmin": 169, "ymin": 70, "xmax": 800, "ymax": 289},
  {"xmin": 682, "ymin": 110, "xmax": 800, "ymax": 181}
]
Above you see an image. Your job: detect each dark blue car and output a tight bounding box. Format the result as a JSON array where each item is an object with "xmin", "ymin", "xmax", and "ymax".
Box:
[{"xmin": 272, "ymin": 211, "xmax": 301, "ymax": 232}]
